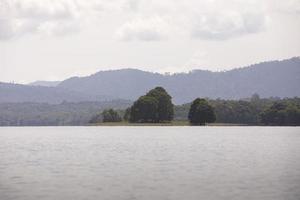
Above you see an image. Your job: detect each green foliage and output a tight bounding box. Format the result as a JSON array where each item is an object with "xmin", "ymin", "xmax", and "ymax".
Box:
[
  {"xmin": 1, "ymin": 96, "xmax": 300, "ymax": 126},
  {"xmin": 146, "ymin": 87, "xmax": 174, "ymax": 121},
  {"xmin": 260, "ymin": 102, "xmax": 300, "ymax": 125},
  {"xmin": 123, "ymin": 107, "xmax": 131, "ymax": 121},
  {"xmin": 175, "ymin": 96, "xmax": 300, "ymax": 125},
  {"xmin": 101, "ymin": 109, "xmax": 122, "ymax": 122},
  {"xmin": 130, "ymin": 96, "xmax": 158, "ymax": 122},
  {"xmin": 211, "ymin": 100, "xmax": 259, "ymax": 124},
  {"xmin": 0, "ymin": 100, "xmax": 131, "ymax": 126},
  {"xmin": 129, "ymin": 87, "xmax": 174, "ymax": 123},
  {"xmin": 188, "ymin": 98, "xmax": 216, "ymax": 125}
]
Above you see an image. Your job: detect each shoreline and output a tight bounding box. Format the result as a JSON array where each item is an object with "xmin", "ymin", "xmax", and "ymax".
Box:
[{"xmin": 90, "ymin": 121, "xmax": 254, "ymax": 126}]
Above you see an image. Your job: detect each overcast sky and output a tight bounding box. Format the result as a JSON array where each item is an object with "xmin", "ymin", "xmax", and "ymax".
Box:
[{"xmin": 0, "ymin": 0, "xmax": 300, "ymax": 83}]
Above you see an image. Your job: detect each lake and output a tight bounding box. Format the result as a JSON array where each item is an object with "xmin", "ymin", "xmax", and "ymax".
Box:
[{"xmin": 0, "ymin": 127, "xmax": 299, "ymax": 200}]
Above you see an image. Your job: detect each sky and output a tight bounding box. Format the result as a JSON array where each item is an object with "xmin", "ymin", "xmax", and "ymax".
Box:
[{"xmin": 0, "ymin": 0, "xmax": 300, "ymax": 83}]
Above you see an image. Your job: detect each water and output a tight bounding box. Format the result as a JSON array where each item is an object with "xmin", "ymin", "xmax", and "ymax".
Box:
[{"xmin": 0, "ymin": 127, "xmax": 299, "ymax": 200}]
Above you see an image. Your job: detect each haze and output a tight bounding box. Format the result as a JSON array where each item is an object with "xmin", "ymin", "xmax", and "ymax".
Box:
[{"xmin": 0, "ymin": 0, "xmax": 300, "ymax": 83}]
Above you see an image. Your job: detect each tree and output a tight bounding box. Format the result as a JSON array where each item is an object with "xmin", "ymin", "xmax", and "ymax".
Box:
[
  {"xmin": 188, "ymin": 98, "xmax": 216, "ymax": 125},
  {"xmin": 102, "ymin": 109, "xmax": 122, "ymax": 122},
  {"xmin": 130, "ymin": 96, "xmax": 158, "ymax": 122},
  {"xmin": 146, "ymin": 87, "xmax": 174, "ymax": 122},
  {"xmin": 285, "ymin": 105, "xmax": 300, "ymax": 125},
  {"xmin": 260, "ymin": 102, "xmax": 286, "ymax": 125},
  {"xmin": 129, "ymin": 87, "xmax": 174, "ymax": 123},
  {"xmin": 260, "ymin": 102, "xmax": 300, "ymax": 125},
  {"xmin": 123, "ymin": 107, "xmax": 131, "ymax": 121}
]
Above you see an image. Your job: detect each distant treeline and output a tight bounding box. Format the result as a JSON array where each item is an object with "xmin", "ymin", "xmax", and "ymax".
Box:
[
  {"xmin": 0, "ymin": 95, "xmax": 299, "ymax": 126},
  {"xmin": 175, "ymin": 95, "xmax": 300, "ymax": 125},
  {"xmin": 0, "ymin": 100, "xmax": 131, "ymax": 126}
]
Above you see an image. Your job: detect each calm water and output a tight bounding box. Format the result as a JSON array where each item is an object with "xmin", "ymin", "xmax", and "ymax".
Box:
[{"xmin": 0, "ymin": 127, "xmax": 299, "ymax": 200}]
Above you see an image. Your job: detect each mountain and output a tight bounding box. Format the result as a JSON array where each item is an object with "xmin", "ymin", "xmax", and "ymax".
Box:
[
  {"xmin": 29, "ymin": 81, "xmax": 61, "ymax": 87},
  {"xmin": 1, "ymin": 57, "xmax": 299, "ymax": 104},
  {"xmin": 58, "ymin": 57, "xmax": 300, "ymax": 104},
  {"xmin": 58, "ymin": 68, "xmax": 163, "ymax": 101},
  {"xmin": 0, "ymin": 83, "xmax": 110, "ymax": 104}
]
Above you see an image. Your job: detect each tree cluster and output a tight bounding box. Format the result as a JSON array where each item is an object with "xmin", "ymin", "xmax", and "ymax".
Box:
[
  {"xmin": 1, "ymin": 91, "xmax": 299, "ymax": 126},
  {"xmin": 129, "ymin": 87, "xmax": 174, "ymax": 123},
  {"xmin": 188, "ymin": 98, "xmax": 216, "ymax": 125},
  {"xmin": 175, "ymin": 96, "xmax": 300, "ymax": 126},
  {"xmin": 260, "ymin": 102, "xmax": 300, "ymax": 125},
  {"xmin": 0, "ymin": 101, "xmax": 130, "ymax": 126},
  {"xmin": 101, "ymin": 109, "xmax": 122, "ymax": 122}
]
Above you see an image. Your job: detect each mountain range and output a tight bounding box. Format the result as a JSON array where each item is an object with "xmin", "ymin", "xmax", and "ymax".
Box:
[{"xmin": 1, "ymin": 57, "xmax": 299, "ymax": 104}]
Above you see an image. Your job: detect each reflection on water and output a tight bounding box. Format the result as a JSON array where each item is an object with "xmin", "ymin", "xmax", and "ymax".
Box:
[{"xmin": 0, "ymin": 127, "xmax": 300, "ymax": 200}]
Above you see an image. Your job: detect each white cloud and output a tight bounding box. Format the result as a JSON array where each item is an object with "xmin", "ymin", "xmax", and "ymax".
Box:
[
  {"xmin": 123, "ymin": 0, "xmax": 140, "ymax": 12},
  {"xmin": 115, "ymin": 16, "xmax": 170, "ymax": 41},
  {"xmin": 0, "ymin": 0, "xmax": 124, "ymax": 40},
  {"xmin": 37, "ymin": 20, "xmax": 80, "ymax": 36},
  {"xmin": 190, "ymin": 10, "xmax": 267, "ymax": 40},
  {"xmin": 269, "ymin": 0, "xmax": 300, "ymax": 14},
  {"xmin": 0, "ymin": 0, "xmax": 82, "ymax": 39},
  {"xmin": 115, "ymin": 0, "xmax": 269, "ymax": 41},
  {"xmin": 0, "ymin": 0, "xmax": 298, "ymax": 41}
]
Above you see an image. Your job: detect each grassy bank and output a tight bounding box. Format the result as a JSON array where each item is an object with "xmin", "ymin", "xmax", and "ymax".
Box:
[{"xmin": 89, "ymin": 121, "xmax": 247, "ymax": 126}]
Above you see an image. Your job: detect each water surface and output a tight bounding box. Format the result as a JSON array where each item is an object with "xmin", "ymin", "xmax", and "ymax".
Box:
[{"xmin": 0, "ymin": 127, "xmax": 299, "ymax": 200}]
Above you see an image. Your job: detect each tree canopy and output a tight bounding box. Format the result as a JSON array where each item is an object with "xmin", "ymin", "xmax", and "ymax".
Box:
[
  {"xmin": 146, "ymin": 87, "xmax": 174, "ymax": 121},
  {"xmin": 188, "ymin": 98, "xmax": 216, "ymax": 125},
  {"xmin": 129, "ymin": 96, "xmax": 158, "ymax": 122},
  {"xmin": 260, "ymin": 102, "xmax": 300, "ymax": 125},
  {"xmin": 129, "ymin": 87, "xmax": 174, "ymax": 123},
  {"xmin": 101, "ymin": 109, "xmax": 122, "ymax": 122},
  {"xmin": 123, "ymin": 107, "xmax": 131, "ymax": 121},
  {"xmin": 1, "ymin": 96, "xmax": 300, "ymax": 126}
]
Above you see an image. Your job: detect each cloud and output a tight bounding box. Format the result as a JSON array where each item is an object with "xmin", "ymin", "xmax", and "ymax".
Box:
[
  {"xmin": 123, "ymin": 0, "xmax": 140, "ymax": 12},
  {"xmin": 0, "ymin": 0, "xmax": 123, "ymax": 40},
  {"xmin": 0, "ymin": 0, "xmax": 82, "ymax": 40},
  {"xmin": 37, "ymin": 20, "xmax": 81, "ymax": 36},
  {"xmin": 266, "ymin": 0, "xmax": 300, "ymax": 15},
  {"xmin": 115, "ymin": 0, "xmax": 269, "ymax": 41},
  {"xmin": 0, "ymin": 0, "xmax": 298, "ymax": 41},
  {"xmin": 190, "ymin": 10, "xmax": 267, "ymax": 40},
  {"xmin": 187, "ymin": 0, "xmax": 268, "ymax": 40},
  {"xmin": 115, "ymin": 16, "xmax": 170, "ymax": 41},
  {"xmin": 0, "ymin": 18, "xmax": 15, "ymax": 40}
]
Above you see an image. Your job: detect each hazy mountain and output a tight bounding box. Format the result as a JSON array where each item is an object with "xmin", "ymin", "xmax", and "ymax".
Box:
[
  {"xmin": 58, "ymin": 58, "xmax": 300, "ymax": 104},
  {"xmin": 0, "ymin": 83, "xmax": 110, "ymax": 104},
  {"xmin": 1, "ymin": 58, "xmax": 299, "ymax": 104},
  {"xmin": 58, "ymin": 68, "xmax": 163, "ymax": 102},
  {"xmin": 29, "ymin": 81, "xmax": 61, "ymax": 87}
]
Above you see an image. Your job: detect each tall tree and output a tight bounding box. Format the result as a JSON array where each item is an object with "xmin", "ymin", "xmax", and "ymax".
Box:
[
  {"xmin": 146, "ymin": 87, "xmax": 174, "ymax": 122},
  {"xmin": 188, "ymin": 98, "xmax": 216, "ymax": 125},
  {"xmin": 130, "ymin": 96, "xmax": 158, "ymax": 123},
  {"xmin": 129, "ymin": 87, "xmax": 174, "ymax": 123},
  {"xmin": 123, "ymin": 107, "xmax": 131, "ymax": 121}
]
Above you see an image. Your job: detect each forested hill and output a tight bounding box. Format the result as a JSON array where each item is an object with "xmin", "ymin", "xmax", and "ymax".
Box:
[
  {"xmin": 0, "ymin": 57, "xmax": 299, "ymax": 104},
  {"xmin": 0, "ymin": 82, "xmax": 111, "ymax": 103},
  {"xmin": 58, "ymin": 57, "xmax": 300, "ymax": 104}
]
